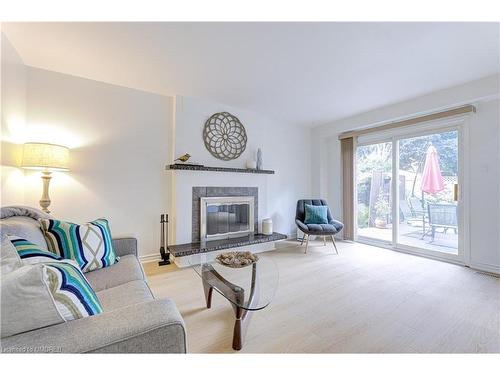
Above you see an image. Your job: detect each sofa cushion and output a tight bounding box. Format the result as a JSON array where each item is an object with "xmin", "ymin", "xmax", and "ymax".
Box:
[
  {"xmin": 97, "ymin": 280, "xmax": 154, "ymax": 312},
  {"xmin": 1, "ymin": 261, "xmax": 102, "ymax": 338},
  {"xmin": 0, "ymin": 216, "xmax": 48, "ymax": 250},
  {"xmin": 39, "ymin": 218, "xmax": 118, "ymax": 273},
  {"xmin": 85, "ymin": 254, "xmax": 145, "ymax": 292},
  {"xmin": 0, "ymin": 299, "xmax": 186, "ymax": 353}
]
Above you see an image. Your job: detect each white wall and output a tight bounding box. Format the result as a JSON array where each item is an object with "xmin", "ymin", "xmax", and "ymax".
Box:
[
  {"xmin": 2, "ymin": 63, "xmax": 174, "ymax": 259},
  {"xmin": 170, "ymin": 95, "xmax": 311, "ymax": 243},
  {"xmin": 468, "ymin": 98, "xmax": 500, "ymax": 271},
  {"xmin": 1, "ymin": 32, "xmax": 26, "ymax": 205},
  {"xmin": 1, "ymin": 48, "xmax": 310, "ymax": 257},
  {"xmin": 311, "ymin": 75, "xmax": 500, "ymax": 273},
  {"xmin": 1, "ymin": 33, "xmax": 311, "ymax": 258}
]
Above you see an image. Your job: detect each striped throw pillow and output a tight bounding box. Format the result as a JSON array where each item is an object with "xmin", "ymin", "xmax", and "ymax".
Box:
[
  {"xmin": 44, "ymin": 261, "xmax": 103, "ymax": 320},
  {"xmin": 39, "ymin": 218, "xmax": 118, "ymax": 273},
  {"xmin": 8, "ymin": 236, "xmax": 64, "ymax": 265},
  {"xmin": 1, "ymin": 261, "xmax": 103, "ymax": 338}
]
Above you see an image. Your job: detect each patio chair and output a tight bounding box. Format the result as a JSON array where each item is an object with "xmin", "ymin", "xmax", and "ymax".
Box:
[
  {"xmin": 425, "ymin": 203, "xmax": 458, "ymax": 242},
  {"xmin": 408, "ymin": 196, "xmax": 425, "ymax": 215},
  {"xmin": 295, "ymin": 199, "xmax": 343, "ymax": 254},
  {"xmin": 400, "ymin": 199, "xmax": 420, "ymax": 225},
  {"xmin": 408, "ymin": 196, "xmax": 430, "ymax": 237}
]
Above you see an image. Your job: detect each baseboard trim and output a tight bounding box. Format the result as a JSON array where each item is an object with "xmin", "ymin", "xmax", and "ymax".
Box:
[
  {"xmin": 469, "ymin": 261, "xmax": 500, "ymax": 275},
  {"xmin": 139, "ymin": 253, "xmax": 161, "ymax": 263}
]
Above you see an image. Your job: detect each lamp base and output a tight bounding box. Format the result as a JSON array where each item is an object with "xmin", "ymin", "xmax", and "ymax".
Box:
[{"xmin": 40, "ymin": 171, "xmax": 52, "ymax": 214}]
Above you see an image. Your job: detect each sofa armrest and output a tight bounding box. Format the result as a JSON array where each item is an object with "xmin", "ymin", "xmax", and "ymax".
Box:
[
  {"xmin": 0, "ymin": 299, "xmax": 186, "ymax": 353},
  {"xmin": 112, "ymin": 237, "xmax": 138, "ymax": 257}
]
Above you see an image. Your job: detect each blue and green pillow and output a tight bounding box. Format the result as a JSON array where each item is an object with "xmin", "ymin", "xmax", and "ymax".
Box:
[
  {"xmin": 39, "ymin": 218, "xmax": 118, "ymax": 273},
  {"xmin": 9, "ymin": 237, "xmax": 102, "ymax": 317},
  {"xmin": 1, "ymin": 259, "xmax": 103, "ymax": 337},
  {"xmin": 1, "ymin": 237, "xmax": 103, "ymax": 337},
  {"xmin": 8, "ymin": 235, "xmax": 65, "ymax": 265},
  {"xmin": 43, "ymin": 261, "xmax": 103, "ymax": 320},
  {"xmin": 304, "ymin": 204, "xmax": 329, "ymax": 225}
]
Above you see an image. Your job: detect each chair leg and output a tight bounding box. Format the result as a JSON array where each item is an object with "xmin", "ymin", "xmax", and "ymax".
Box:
[
  {"xmin": 304, "ymin": 235, "xmax": 309, "ymax": 254},
  {"xmin": 331, "ymin": 235, "xmax": 339, "ymax": 255},
  {"xmin": 323, "ymin": 236, "xmax": 326, "ymax": 246},
  {"xmin": 300, "ymin": 233, "xmax": 306, "ymax": 245}
]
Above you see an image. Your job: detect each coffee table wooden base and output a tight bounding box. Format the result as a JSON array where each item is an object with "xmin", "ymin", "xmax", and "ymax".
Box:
[{"xmin": 201, "ymin": 263, "xmax": 258, "ymax": 351}]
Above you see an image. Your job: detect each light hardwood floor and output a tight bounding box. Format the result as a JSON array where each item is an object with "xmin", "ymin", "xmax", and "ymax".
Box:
[{"xmin": 144, "ymin": 239, "xmax": 500, "ymax": 353}]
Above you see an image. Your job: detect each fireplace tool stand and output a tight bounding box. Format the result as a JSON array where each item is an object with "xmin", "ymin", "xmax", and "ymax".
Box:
[{"xmin": 158, "ymin": 213, "xmax": 171, "ymax": 266}]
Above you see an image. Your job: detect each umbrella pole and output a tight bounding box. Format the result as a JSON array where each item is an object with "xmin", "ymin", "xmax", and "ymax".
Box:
[
  {"xmin": 421, "ymin": 190, "xmax": 426, "ymax": 236},
  {"xmin": 411, "ymin": 142, "xmax": 430, "ymax": 237},
  {"xmin": 411, "ymin": 144, "xmax": 429, "ymax": 199}
]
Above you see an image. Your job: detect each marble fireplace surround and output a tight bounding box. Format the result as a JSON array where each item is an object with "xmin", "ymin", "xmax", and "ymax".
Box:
[{"xmin": 192, "ymin": 187, "xmax": 258, "ymax": 242}]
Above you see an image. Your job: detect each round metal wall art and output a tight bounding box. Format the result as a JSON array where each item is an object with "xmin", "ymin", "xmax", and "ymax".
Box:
[{"xmin": 203, "ymin": 112, "xmax": 247, "ymax": 161}]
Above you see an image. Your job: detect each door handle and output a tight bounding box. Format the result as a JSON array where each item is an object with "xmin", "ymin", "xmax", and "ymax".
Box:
[{"xmin": 453, "ymin": 184, "xmax": 459, "ymax": 202}]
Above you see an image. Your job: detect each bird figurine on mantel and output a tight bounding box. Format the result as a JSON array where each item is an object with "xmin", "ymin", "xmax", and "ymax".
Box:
[
  {"xmin": 173, "ymin": 153, "xmax": 203, "ymax": 167},
  {"xmin": 175, "ymin": 153, "xmax": 191, "ymax": 163}
]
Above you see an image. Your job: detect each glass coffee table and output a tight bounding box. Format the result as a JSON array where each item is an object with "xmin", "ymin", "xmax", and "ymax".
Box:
[{"xmin": 189, "ymin": 252, "xmax": 278, "ymax": 350}]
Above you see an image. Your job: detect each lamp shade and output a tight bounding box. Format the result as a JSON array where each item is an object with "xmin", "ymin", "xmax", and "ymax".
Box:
[{"xmin": 21, "ymin": 143, "xmax": 70, "ymax": 171}]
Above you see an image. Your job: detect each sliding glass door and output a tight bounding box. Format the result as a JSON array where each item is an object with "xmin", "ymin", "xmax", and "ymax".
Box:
[
  {"xmin": 355, "ymin": 124, "xmax": 462, "ymax": 260},
  {"xmin": 397, "ymin": 130, "xmax": 458, "ymax": 255},
  {"xmin": 356, "ymin": 142, "xmax": 393, "ymax": 243}
]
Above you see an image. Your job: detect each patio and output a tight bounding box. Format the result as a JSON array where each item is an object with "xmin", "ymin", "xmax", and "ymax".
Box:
[{"xmin": 357, "ymin": 222, "xmax": 458, "ymax": 255}]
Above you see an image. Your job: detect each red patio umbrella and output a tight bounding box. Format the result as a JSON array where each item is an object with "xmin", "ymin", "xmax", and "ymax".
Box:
[{"xmin": 421, "ymin": 145, "xmax": 445, "ymax": 194}]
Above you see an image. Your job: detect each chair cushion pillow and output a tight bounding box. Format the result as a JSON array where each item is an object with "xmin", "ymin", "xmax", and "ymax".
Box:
[
  {"xmin": 306, "ymin": 223, "xmax": 337, "ymax": 234},
  {"xmin": 1, "ymin": 261, "xmax": 103, "ymax": 338},
  {"xmin": 39, "ymin": 218, "xmax": 118, "ymax": 273},
  {"xmin": 8, "ymin": 235, "xmax": 64, "ymax": 265},
  {"xmin": 304, "ymin": 204, "xmax": 329, "ymax": 224}
]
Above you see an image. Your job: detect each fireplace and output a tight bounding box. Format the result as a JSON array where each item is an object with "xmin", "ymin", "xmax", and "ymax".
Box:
[
  {"xmin": 200, "ymin": 196, "xmax": 255, "ymax": 241},
  {"xmin": 192, "ymin": 187, "xmax": 258, "ymax": 242}
]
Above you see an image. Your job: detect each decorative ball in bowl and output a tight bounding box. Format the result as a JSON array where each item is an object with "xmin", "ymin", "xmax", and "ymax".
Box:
[{"xmin": 215, "ymin": 251, "xmax": 259, "ymax": 268}]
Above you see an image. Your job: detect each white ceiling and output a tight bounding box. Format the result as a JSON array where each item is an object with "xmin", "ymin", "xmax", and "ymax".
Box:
[{"xmin": 3, "ymin": 22, "xmax": 499, "ymax": 126}]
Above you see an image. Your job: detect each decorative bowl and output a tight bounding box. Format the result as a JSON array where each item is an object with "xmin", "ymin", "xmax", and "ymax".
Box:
[{"xmin": 215, "ymin": 251, "xmax": 259, "ymax": 268}]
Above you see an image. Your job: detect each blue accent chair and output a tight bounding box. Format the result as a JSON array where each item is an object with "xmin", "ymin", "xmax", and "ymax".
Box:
[{"xmin": 295, "ymin": 199, "xmax": 344, "ymax": 254}]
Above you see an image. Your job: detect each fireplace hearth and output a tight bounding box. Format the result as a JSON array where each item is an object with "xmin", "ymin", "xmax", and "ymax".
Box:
[{"xmin": 166, "ymin": 186, "xmax": 285, "ymax": 267}]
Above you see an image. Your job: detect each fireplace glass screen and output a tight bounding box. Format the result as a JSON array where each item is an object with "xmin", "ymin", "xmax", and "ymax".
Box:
[
  {"xmin": 200, "ymin": 196, "xmax": 255, "ymax": 240},
  {"xmin": 206, "ymin": 204, "xmax": 250, "ymax": 236}
]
